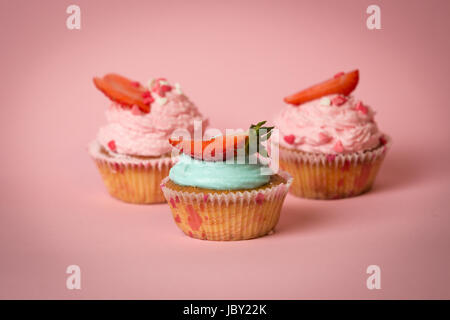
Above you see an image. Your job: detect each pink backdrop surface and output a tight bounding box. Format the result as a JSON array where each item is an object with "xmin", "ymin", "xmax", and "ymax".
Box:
[{"xmin": 1, "ymin": 0, "xmax": 450, "ymax": 299}]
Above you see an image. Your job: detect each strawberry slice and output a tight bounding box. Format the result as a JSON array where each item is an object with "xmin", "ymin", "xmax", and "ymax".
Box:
[
  {"xmin": 93, "ymin": 73, "xmax": 151, "ymax": 113},
  {"xmin": 169, "ymin": 133, "xmax": 248, "ymax": 161},
  {"xmin": 284, "ymin": 70, "xmax": 359, "ymax": 106}
]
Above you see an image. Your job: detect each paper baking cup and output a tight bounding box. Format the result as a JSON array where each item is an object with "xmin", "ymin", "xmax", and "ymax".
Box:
[
  {"xmin": 160, "ymin": 171, "xmax": 293, "ymax": 241},
  {"xmin": 277, "ymin": 136, "xmax": 391, "ymax": 199},
  {"xmin": 88, "ymin": 140, "xmax": 174, "ymax": 204}
]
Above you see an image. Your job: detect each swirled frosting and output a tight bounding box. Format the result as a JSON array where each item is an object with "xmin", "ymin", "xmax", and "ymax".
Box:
[
  {"xmin": 274, "ymin": 95, "xmax": 382, "ymax": 154},
  {"xmin": 169, "ymin": 154, "xmax": 272, "ymax": 190},
  {"xmin": 97, "ymin": 84, "xmax": 208, "ymax": 156}
]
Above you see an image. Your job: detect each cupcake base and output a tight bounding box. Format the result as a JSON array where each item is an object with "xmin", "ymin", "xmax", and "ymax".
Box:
[
  {"xmin": 88, "ymin": 140, "xmax": 173, "ymax": 204},
  {"xmin": 160, "ymin": 172, "xmax": 293, "ymax": 241},
  {"xmin": 278, "ymin": 137, "xmax": 391, "ymax": 199}
]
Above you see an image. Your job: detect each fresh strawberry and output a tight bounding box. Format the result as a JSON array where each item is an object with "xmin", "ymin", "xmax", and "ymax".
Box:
[
  {"xmin": 169, "ymin": 133, "xmax": 247, "ymax": 161},
  {"xmin": 284, "ymin": 70, "xmax": 359, "ymax": 106},
  {"xmin": 93, "ymin": 73, "xmax": 152, "ymax": 113},
  {"xmin": 169, "ymin": 121, "xmax": 274, "ymax": 161}
]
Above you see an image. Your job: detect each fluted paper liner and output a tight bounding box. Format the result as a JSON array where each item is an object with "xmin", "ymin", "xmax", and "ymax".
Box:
[
  {"xmin": 88, "ymin": 140, "xmax": 174, "ymax": 204},
  {"xmin": 160, "ymin": 171, "xmax": 293, "ymax": 241},
  {"xmin": 278, "ymin": 136, "xmax": 391, "ymax": 199}
]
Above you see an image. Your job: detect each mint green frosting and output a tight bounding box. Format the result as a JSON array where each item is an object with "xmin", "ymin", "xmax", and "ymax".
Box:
[{"xmin": 169, "ymin": 154, "xmax": 272, "ymax": 190}]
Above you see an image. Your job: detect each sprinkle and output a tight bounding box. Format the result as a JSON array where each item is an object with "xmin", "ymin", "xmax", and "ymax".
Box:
[
  {"xmin": 319, "ymin": 97, "xmax": 331, "ymax": 106},
  {"xmin": 131, "ymin": 81, "xmax": 140, "ymax": 87},
  {"xmin": 175, "ymin": 215, "xmax": 181, "ymax": 223},
  {"xmin": 379, "ymin": 136, "xmax": 387, "ymax": 146},
  {"xmin": 174, "ymin": 83, "xmax": 183, "ymax": 94},
  {"xmin": 158, "ymin": 85, "xmax": 172, "ymax": 97},
  {"xmin": 331, "ymin": 95, "xmax": 347, "ymax": 106},
  {"xmin": 131, "ymin": 105, "xmax": 142, "ymax": 115},
  {"xmin": 334, "ymin": 72, "xmax": 345, "ymax": 78},
  {"xmin": 157, "ymin": 97, "xmax": 168, "ymax": 105},
  {"xmin": 142, "ymin": 90, "xmax": 151, "ymax": 98},
  {"xmin": 333, "ymin": 140, "xmax": 344, "ymax": 153},
  {"xmin": 283, "ymin": 134, "xmax": 295, "ymax": 145},
  {"xmin": 143, "ymin": 96, "xmax": 154, "ymax": 105},
  {"xmin": 203, "ymin": 194, "xmax": 209, "ymax": 202},
  {"xmin": 107, "ymin": 140, "xmax": 116, "ymax": 152},
  {"xmin": 147, "ymin": 79, "xmax": 155, "ymax": 90},
  {"xmin": 326, "ymin": 154, "xmax": 336, "ymax": 162},
  {"xmin": 255, "ymin": 193, "xmax": 265, "ymax": 205},
  {"xmin": 355, "ymin": 101, "xmax": 368, "ymax": 114}
]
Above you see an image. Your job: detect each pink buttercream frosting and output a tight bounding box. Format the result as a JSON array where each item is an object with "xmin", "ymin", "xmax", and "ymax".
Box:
[
  {"xmin": 97, "ymin": 84, "xmax": 208, "ymax": 156},
  {"xmin": 274, "ymin": 94, "xmax": 383, "ymax": 154}
]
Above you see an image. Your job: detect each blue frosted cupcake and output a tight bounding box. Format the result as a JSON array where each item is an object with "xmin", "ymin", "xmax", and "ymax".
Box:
[{"xmin": 160, "ymin": 121, "xmax": 292, "ymax": 241}]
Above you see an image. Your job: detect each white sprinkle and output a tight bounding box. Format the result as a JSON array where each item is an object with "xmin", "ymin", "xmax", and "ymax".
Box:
[
  {"xmin": 147, "ymin": 79, "xmax": 155, "ymax": 90},
  {"xmin": 157, "ymin": 97, "xmax": 168, "ymax": 105},
  {"xmin": 320, "ymin": 97, "xmax": 331, "ymax": 106},
  {"xmin": 174, "ymin": 83, "xmax": 183, "ymax": 94}
]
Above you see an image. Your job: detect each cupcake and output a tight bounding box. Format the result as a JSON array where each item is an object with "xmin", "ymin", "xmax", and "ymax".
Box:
[
  {"xmin": 274, "ymin": 70, "xmax": 390, "ymax": 199},
  {"xmin": 160, "ymin": 121, "xmax": 293, "ymax": 241},
  {"xmin": 88, "ymin": 73, "xmax": 208, "ymax": 203}
]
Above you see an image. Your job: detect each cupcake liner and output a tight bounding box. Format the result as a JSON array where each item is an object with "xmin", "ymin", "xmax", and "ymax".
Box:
[
  {"xmin": 88, "ymin": 140, "xmax": 174, "ymax": 204},
  {"xmin": 277, "ymin": 136, "xmax": 391, "ymax": 199},
  {"xmin": 160, "ymin": 171, "xmax": 293, "ymax": 241}
]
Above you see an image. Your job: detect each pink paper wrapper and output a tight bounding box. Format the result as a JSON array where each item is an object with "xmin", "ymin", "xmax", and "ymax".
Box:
[
  {"xmin": 88, "ymin": 140, "xmax": 175, "ymax": 203},
  {"xmin": 277, "ymin": 135, "xmax": 391, "ymax": 199},
  {"xmin": 160, "ymin": 171, "xmax": 293, "ymax": 241}
]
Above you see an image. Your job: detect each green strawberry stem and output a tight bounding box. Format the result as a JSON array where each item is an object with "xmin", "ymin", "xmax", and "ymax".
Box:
[{"xmin": 245, "ymin": 121, "xmax": 274, "ymax": 158}]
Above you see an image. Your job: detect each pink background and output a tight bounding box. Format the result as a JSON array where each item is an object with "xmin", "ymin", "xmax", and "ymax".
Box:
[{"xmin": 1, "ymin": 0, "xmax": 450, "ymax": 299}]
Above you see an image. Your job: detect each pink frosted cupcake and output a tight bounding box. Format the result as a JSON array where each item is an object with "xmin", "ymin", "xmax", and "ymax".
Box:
[
  {"xmin": 88, "ymin": 73, "xmax": 208, "ymax": 203},
  {"xmin": 274, "ymin": 70, "xmax": 391, "ymax": 199}
]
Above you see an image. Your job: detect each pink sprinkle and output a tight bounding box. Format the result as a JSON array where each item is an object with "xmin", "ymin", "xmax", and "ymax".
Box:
[
  {"xmin": 318, "ymin": 132, "xmax": 331, "ymax": 143},
  {"xmin": 283, "ymin": 134, "xmax": 295, "ymax": 145},
  {"xmin": 142, "ymin": 90, "xmax": 151, "ymax": 98},
  {"xmin": 131, "ymin": 81, "xmax": 140, "ymax": 87},
  {"xmin": 158, "ymin": 85, "xmax": 172, "ymax": 97},
  {"xmin": 143, "ymin": 96, "xmax": 154, "ymax": 105},
  {"xmin": 355, "ymin": 101, "xmax": 368, "ymax": 114},
  {"xmin": 160, "ymin": 183, "xmax": 165, "ymax": 188},
  {"xmin": 326, "ymin": 154, "xmax": 336, "ymax": 162},
  {"xmin": 255, "ymin": 193, "xmax": 265, "ymax": 205},
  {"xmin": 334, "ymin": 72, "xmax": 345, "ymax": 78},
  {"xmin": 107, "ymin": 140, "xmax": 116, "ymax": 152},
  {"xmin": 379, "ymin": 136, "xmax": 387, "ymax": 146},
  {"xmin": 169, "ymin": 198, "xmax": 176, "ymax": 208},
  {"xmin": 131, "ymin": 105, "xmax": 142, "ymax": 115},
  {"xmin": 203, "ymin": 194, "xmax": 209, "ymax": 202},
  {"xmin": 174, "ymin": 215, "xmax": 181, "ymax": 223},
  {"xmin": 333, "ymin": 140, "xmax": 344, "ymax": 153},
  {"xmin": 175, "ymin": 196, "xmax": 180, "ymax": 203},
  {"xmin": 188, "ymin": 231, "xmax": 193, "ymax": 237},
  {"xmin": 331, "ymin": 96, "xmax": 347, "ymax": 106}
]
